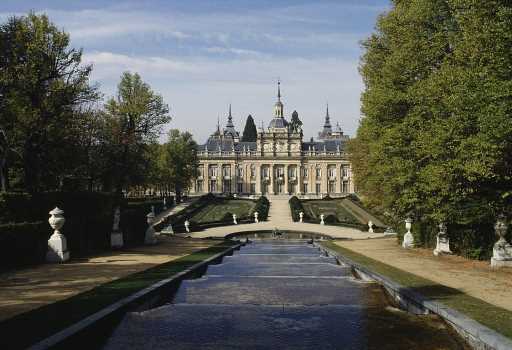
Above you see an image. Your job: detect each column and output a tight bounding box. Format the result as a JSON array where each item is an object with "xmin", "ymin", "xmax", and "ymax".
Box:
[
  {"xmin": 217, "ymin": 163, "xmax": 222, "ymax": 193},
  {"xmin": 321, "ymin": 163, "xmax": 328, "ymax": 194},
  {"xmin": 296, "ymin": 164, "xmax": 302, "ymax": 195},
  {"xmin": 270, "ymin": 164, "xmax": 275, "ymax": 195},
  {"xmin": 336, "ymin": 164, "xmax": 342, "ymax": 194},
  {"xmin": 284, "ymin": 164, "xmax": 289, "ymax": 195},
  {"xmin": 256, "ymin": 164, "xmax": 261, "ymax": 194},
  {"xmin": 231, "ymin": 163, "xmax": 236, "ymax": 193},
  {"xmin": 309, "ymin": 164, "xmax": 315, "ymax": 194}
]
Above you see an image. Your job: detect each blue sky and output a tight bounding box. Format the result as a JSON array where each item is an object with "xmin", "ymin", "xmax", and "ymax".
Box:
[{"xmin": 0, "ymin": 0, "xmax": 389, "ymax": 142}]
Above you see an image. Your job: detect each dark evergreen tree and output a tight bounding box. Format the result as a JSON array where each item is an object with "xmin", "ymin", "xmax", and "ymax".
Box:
[
  {"xmin": 241, "ymin": 115, "xmax": 257, "ymax": 142},
  {"xmin": 290, "ymin": 110, "xmax": 302, "ymax": 133}
]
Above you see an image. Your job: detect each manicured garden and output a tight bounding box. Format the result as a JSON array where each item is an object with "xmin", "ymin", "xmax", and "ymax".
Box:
[
  {"xmin": 289, "ymin": 195, "xmax": 387, "ymax": 231},
  {"xmin": 192, "ymin": 199, "xmax": 256, "ymax": 224},
  {"xmin": 164, "ymin": 193, "xmax": 270, "ymax": 232}
]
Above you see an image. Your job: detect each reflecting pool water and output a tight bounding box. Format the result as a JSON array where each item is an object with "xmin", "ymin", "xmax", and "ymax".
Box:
[{"xmin": 103, "ymin": 241, "xmax": 468, "ymax": 349}]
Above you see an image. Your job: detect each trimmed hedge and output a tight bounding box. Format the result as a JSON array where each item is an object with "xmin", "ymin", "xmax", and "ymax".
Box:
[
  {"xmin": 0, "ymin": 191, "xmax": 121, "ymax": 258},
  {"xmin": 0, "ymin": 222, "xmax": 49, "ymax": 270},
  {"xmin": 252, "ymin": 196, "xmax": 270, "ymax": 221},
  {"xmin": 289, "ymin": 196, "xmax": 306, "ymax": 222}
]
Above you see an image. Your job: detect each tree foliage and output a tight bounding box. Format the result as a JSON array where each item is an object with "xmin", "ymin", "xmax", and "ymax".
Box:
[
  {"xmin": 157, "ymin": 129, "xmax": 198, "ymax": 201},
  {"xmin": 0, "ymin": 13, "xmax": 99, "ymax": 192},
  {"xmin": 351, "ymin": 0, "xmax": 512, "ymax": 253},
  {"xmin": 241, "ymin": 114, "xmax": 257, "ymax": 142},
  {"xmin": 103, "ymin": 72, "xmax": 171, "ymax": 192}
]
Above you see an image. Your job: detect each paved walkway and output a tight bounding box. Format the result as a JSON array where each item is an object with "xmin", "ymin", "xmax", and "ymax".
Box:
[
  {"xmin": 188, "ymin": 197, "xmax": 386, "ymax": 239},
  {"xmin": 0, "ymin": 237, "xmax": 217, "ymax": 322},
  {"xmin": 335, "ymin": 238, "xmax": 512, "ymax": 312}
]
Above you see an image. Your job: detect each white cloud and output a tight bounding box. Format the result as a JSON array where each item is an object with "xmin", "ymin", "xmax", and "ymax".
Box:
[{"xmin": 83, "ymin": 51, "xmax": 363, "ymax": 142}]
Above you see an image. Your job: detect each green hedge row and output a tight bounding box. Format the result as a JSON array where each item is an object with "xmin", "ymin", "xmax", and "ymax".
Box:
[
  {"xmin": 0, "ymin": 222, "xmax": 49, "ymax": 270},
  {"xmin": 0, "ymin": 192, "xmax": 121, "ymax": 255}
]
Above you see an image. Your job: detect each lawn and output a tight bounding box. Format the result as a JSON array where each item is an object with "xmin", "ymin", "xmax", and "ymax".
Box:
[
  {"xmin": 302, "ymin": 199, "xmax": 360, "ymax": 225},
  {"xmin": 320, "ymin": 241, "xmax": 512, "ymax": 340},
  {"xmin": 191, "ymin": 199, "xmax": 256, "ymax": 224},
  {"xmin": 299, "ymin": 197, "xmax": 386, "ymax": 228},
  {"xmin": 0, "ymin": 241, "xmax": 238, "ymax": 350}
]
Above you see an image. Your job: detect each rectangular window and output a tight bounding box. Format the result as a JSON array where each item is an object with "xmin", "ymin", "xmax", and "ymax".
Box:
[
  {"xmin": 262, "ymin": 167, "xmax": 268, "ymax": 178},
  {"xmin": 196, "ymin": 180, "xmax": 203, "ymax": 192},
  {"xmin": 316, "ymin": 183, "xmax": 321, "ymax": 194},
  {"xmin": 303, "ymin": 167, "xmax": 308, "ymax": 178},
  {"xmin": 303, "ymin": 183, "xmax": 308, "ymax": 193},
  {"xmin": 250, "ymin": 183, "xmax": 256, "ymax": 194},
  {"xmin": 237, "ymin": 183, "xmax": 243, "ymax": 193},
  {"xmin": 236, "ymin": 167, "xmax": 243, "ymax": 177},
  {"xmin": 210, "ymin": 180, "xmax": 217, "ymax": 192},
  {"xmin": 328, "ymin": 181, "xmax": 336, "ymax": 193},
  {"xmin": 328, "ymin": 167, "xmax": 336, "ymax": 178},
  {"xmin": 223, "ymin": 166, "xmax": 231, "ymax": 177},
  {"xmin": 250, "ymin": 165, "xmax": 256, "ymax": 179},
  {"xmin": 342, "ymin": 166, "xmax": 349, "ymax": 177},
  {"xmin": 342, "ymin": 181, "xmax": 348, "ymax": 193},
  {"xmin": 316, "ymin": 167, "xmax": 321, "ymax": 178}
]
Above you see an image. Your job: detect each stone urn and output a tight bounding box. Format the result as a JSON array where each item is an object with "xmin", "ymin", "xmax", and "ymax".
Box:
[
  {"xmin": 368, "ymin": 220, "xmax": 374, "ymax": 233},
  {"xmin": 163, "ymin": 197, "xmax": 167, "ymax": 211},
  {"xmin": 47, "ymin": 207, "xmax": 70, "ymax": 262},
  {"xmin": 299, "ymin": 211, "xmax": 304, "ymax": 223},
  {"xmin": 184, "ymin": 219, "xmax": 190, "ymax": 233},
  {"xmin": 433, "ymin": 222, "xmax": 452, "ymax": 256},
  {"xmin": 320, "ymin": 214, "xmax": 325, "ymax": 225},
  {"xmin": 254, "ymin": 212, "xmax": 259, "ymax": 223},
  {"xmin": 402, "ymin": 217, "xmax": 414, "ymax": 249},
  {"xmin": 144, "ymin": 212, "xmax": 157, "ymax": 245},
  {"xmin": 491, "ymin": 215, "xmax": 512, "ymax": 268},
  {"xmin": 232, "ymin": 213, "xmax": 238, "ymax": 225}
]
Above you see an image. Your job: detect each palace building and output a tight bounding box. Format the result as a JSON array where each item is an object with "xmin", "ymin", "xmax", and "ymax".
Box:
[{"xmin": 190, "ymin": 82, "xmax": 354, "ymax": 196}]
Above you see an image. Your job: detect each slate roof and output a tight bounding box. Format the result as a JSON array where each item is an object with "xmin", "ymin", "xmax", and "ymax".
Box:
[
  {"xmin": 198, "ymin": 139, "xmax": 257, "ymax": 152},
  {"xmin": 302, "ymin": 139, "xmax": 346, "ymax": 152},
  {"xmin": 268, "ymin": 118, "xmax": 288, "ymax": 129}
]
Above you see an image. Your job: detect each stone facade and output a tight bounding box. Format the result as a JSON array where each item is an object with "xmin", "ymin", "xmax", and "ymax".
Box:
[{"xmin": 190, "ymin": 82, "xmax": 354, "ymax": 196}]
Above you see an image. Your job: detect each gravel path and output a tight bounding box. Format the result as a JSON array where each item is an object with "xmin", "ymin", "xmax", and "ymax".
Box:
[{"xmin": 0, "ymin": 237, "xmax": 217, "ymax": 322}]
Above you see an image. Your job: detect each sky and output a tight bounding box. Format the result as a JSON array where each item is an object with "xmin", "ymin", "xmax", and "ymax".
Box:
[{"xmin": 0, "ymin": 0, "xmax": 390, "ymax": 143}]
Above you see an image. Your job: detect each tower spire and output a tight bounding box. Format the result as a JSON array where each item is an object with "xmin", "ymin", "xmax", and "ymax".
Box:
[
  {"xmin": 277, "ymin": 79, "xmax": 281, "ymax": 102},
  {"xmin": 229, "ymin": 103, "xmax": 232, "ymax": 118},
  {"xmin": 323, "ymin": 102, "xmax": 332, "ymax": 131}
]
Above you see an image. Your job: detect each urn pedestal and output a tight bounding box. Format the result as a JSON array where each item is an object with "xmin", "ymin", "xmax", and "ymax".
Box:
[
  {"xmin": 46, "ymin": 207, "xmax": 70, "ymax": 263},
  {"xmin": 491, "ymin": 215, "xmax": 512, "ymax": 268},
  {"xmin": 433, "ymin": 223, "xmax": 452, "ymax": 256},
  {"xmin": 402, "ymin": 217, "xmax": 414, "ymax": 249}
]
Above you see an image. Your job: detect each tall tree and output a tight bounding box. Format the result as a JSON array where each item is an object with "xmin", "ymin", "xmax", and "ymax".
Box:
[
  {"xmin": 158, "ymin": 129, "xmax": 198, "ymax": 202},
  {"xmin": 0, "ymin": 13, "xmax": 99, "ymax": 192},
  {"xmin": 352, "ymin": 0, "xmax": 512, "ymax": 252},
  {"xmin": 241, "ymin": 115, "xmax": 257, "ymax": 142},
  {"xmin": 104, "ymin": 72, "xmax": 171, "ymax": 192}
]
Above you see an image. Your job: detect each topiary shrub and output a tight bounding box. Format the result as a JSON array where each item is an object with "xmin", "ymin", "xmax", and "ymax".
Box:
[
  {"xmin": 289, "ymin": 196, "xmax": 305, "ymax": 222},
  {"xmin": 221, "ymin": 212, "xmax": 234, "ymax": 223},
  {"xmin": 324, "ymin": 214, "xmax": 338, "ymax": 224},
  {"xmin": 252, "ymin": 196, "xmax": 270, "ymax": 221}
]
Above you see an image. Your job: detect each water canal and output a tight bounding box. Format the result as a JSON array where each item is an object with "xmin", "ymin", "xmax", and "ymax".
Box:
[{"xmin": 104, "ymin": 241, "xmax": 468, "ymax": 349}]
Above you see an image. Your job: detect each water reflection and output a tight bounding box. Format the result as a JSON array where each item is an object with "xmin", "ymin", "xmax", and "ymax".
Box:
[{"xmin": 104, "ymin": 240, "xmax": 468, "ymax": 349}]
